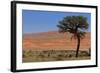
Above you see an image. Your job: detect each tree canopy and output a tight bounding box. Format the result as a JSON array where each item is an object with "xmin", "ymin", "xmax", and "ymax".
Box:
[{"xmin": 57, "ymin": 16, "xmax": 89, "ymax": 39}]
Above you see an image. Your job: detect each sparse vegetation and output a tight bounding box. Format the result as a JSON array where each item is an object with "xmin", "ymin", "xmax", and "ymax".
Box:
[{"xmin": 22, "ymin": 49, "xmax": 90, "ymax": 63}]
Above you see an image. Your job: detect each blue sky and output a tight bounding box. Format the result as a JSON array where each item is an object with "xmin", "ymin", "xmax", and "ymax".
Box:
[{"xmin": 22, "ymin": 10, "xmax": 91, "ymax": 33}]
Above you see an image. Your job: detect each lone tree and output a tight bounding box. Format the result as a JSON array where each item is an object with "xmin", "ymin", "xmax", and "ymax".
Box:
[{"xmin": 57, "ymin": 16, "xmax": 89, "ymax": 57}]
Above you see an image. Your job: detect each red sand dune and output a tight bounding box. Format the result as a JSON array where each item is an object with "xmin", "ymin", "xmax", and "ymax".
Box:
[{"xmin": 23, "ymin": 31, "xmax": 91, "ymax": 50}]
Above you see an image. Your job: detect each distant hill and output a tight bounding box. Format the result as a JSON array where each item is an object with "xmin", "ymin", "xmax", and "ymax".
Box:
[{"xmin": 23, "ymin": 31, "xmax": 91, "ymax": 50}]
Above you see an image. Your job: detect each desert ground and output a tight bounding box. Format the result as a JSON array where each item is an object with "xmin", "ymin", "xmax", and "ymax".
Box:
[{"xmin": 22, "ymin": 31, "xmax": 91, "ymax": 63}]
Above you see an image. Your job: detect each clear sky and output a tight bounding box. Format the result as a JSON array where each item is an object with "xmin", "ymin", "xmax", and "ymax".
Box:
[{"xmin": 22, "ymin": 10, "xmax": 91, "ymax": 33}]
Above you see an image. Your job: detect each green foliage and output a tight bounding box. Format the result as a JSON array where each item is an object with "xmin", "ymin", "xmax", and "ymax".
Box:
[
  {"xmin": 57, "ymin": 16, "xmax": 89, "ymax": 39},
  {"xmin": 58, "ymin": 16, "xmax": 89, "ymax": 31}
]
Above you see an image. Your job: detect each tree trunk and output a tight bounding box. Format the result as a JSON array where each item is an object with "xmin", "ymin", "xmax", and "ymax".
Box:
[{"xmin": 76, "ymin": 35, "xmax": 80, "ymax": 57}]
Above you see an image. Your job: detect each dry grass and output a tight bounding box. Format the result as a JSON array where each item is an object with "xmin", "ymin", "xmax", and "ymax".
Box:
[{"xmin": 22, "ymin": 49, "xmax": 90, "ymax": 63}]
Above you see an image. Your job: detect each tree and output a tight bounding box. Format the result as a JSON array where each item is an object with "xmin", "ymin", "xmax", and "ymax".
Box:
[{"xmin": 57, "ymin": 16, "xmax": 89, "ymax": 57}]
